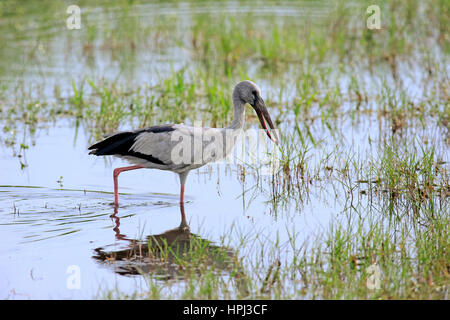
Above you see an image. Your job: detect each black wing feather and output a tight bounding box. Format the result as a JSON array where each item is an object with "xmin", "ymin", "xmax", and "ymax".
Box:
[
  {"xmin": 88, "ymin": 125, "xmax": 175, "ymax": 165},
  {"xmin": 88, "ymin": 132, "xmax": 136, "ymax": 155}
]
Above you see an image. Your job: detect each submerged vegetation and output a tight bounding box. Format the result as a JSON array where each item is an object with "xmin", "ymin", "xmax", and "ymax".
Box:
[{"xmin": 0, "ymin": 0, "xmax": 448, "ymax": 299}]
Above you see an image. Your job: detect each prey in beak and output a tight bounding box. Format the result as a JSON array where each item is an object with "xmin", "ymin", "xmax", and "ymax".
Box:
[{"xmin": 252, "ymin": 94, "xmax": 279, "ymax": 145}]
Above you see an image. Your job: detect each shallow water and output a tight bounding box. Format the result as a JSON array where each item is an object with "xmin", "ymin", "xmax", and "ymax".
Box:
[
  {"xmin": 0, "ymin": 1, "xmax": 335, "ymax": 298},
  {"xmin": 0, "ymin": 0, "xmax": 448, "ymax": 299},
  {"xmin": 0, "ymin": 119, "xmax": 338, "ymax": 298}
]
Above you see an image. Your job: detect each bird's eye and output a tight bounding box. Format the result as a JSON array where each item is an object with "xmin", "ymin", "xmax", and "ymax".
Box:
[{"xmin": 251, "ymin": 90, "xmax": 258, "ymax": 106}]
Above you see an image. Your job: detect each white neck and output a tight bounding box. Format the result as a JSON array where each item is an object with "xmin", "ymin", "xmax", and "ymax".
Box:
[{"xmin": 227, "ymin": 96, "xmax": 245, "ymax": 130}]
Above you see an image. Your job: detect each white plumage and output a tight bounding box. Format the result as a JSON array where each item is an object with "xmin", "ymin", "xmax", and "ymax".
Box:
[{"xmin": 88, "ymin": 80, "xmax": 278, "ymax": 208}]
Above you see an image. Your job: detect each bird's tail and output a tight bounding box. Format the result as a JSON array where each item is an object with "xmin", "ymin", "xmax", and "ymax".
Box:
[{"xmin": 88, "ymin": 132, "xmax": 137, "ymax": 156}]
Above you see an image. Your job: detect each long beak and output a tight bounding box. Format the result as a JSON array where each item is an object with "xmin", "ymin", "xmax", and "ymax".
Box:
[{"xmin": 254, "ymin": 97, "xmax": 279, "ymax": 145}]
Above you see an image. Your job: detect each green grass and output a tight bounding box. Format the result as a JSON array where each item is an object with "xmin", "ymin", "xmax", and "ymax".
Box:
[{"xmin": 0, "ymin": 0, "xmax": 448, "ymax": 299}]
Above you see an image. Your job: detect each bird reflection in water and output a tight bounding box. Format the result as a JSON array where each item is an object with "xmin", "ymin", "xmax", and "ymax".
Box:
[{"xmin": 93, "ymin": 203, "xmax": 248, "ymax": 289}]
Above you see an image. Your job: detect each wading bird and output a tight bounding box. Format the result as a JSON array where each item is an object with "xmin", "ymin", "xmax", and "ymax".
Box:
[{"xmin": 88, "ymin": 80, "xmax": 278, "ymax": 207}]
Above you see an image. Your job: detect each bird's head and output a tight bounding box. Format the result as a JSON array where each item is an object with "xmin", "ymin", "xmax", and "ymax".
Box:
[{"xmin": 233, "ymin": 80, "xmax": 279, "ymax": 144}]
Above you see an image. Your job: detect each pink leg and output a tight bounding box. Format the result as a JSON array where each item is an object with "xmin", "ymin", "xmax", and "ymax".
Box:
[
  {"xmin": 180, "ymin": 184, "xmax": 185, "ymax": 204},
  {"xmin": 113, "ymin": 165, "xmax": 144, "ymax": 207},
  {"xmin": 179, "ymin": 201, "xmax": 187, "ymax": 228},
  {"xmin": 178, "ymin": 172, "xmax": 189, "ymax": 229},
  {"xmin": 178, "ymin": 172, "xmax": 188, "ymax": 205}
]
